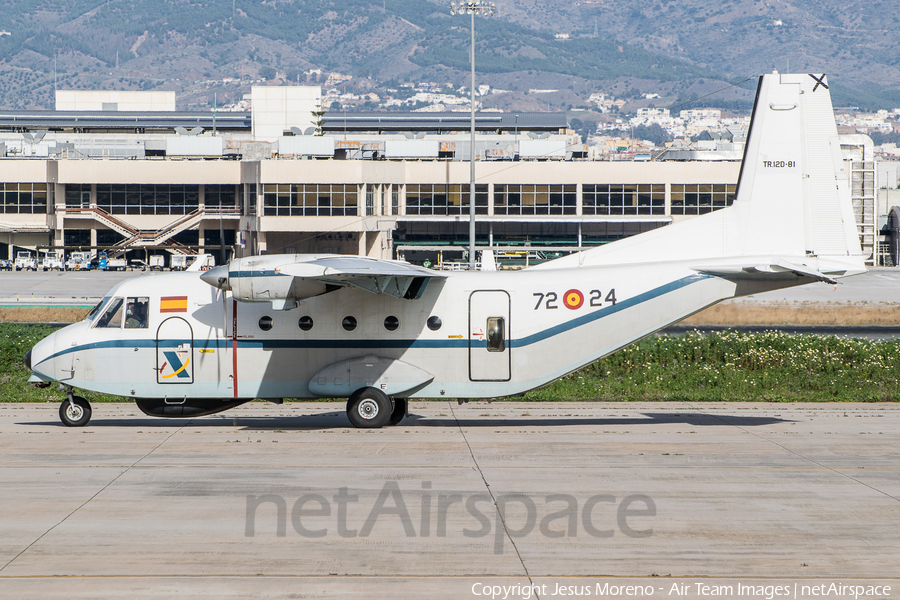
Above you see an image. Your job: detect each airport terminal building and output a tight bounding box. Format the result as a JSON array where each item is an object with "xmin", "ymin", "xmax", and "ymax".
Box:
[{"xmin": 0, "ymin": 87, "xmax": 879, "ymax": 267}]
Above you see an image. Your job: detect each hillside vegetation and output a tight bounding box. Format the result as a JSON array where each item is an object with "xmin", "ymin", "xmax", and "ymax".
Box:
[{"xmin": 0, "ymin": 0, "xmax": 896, "ymax": 111}]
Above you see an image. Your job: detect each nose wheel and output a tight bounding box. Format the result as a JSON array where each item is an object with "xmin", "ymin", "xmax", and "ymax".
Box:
[{"xmin": 59, "ymin": 396, "xmax": 91, "ymax": 427}]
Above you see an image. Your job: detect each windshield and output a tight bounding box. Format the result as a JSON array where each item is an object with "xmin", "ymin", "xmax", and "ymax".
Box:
[
  {"xmin": 87, "ymin": 296, "xmax": 111, "ymax": 321},
  {"xmin": 96, "ymin": 297, "xmax": 124, "ymax": 328}
]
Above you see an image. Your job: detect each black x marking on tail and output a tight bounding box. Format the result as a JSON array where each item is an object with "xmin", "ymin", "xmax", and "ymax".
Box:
[{"xmin": 809, "ymin": 74, "xmax": 828, "ymax": 92}]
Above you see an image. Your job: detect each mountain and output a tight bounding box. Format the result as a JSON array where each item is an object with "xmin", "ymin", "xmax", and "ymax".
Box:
[{"xmin": 0, "ymin": 0, "xmax": 896, "ymax": 112}]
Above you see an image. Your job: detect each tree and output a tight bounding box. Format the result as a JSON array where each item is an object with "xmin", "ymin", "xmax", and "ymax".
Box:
[
  {"xmin": 568, "ymin": 117, "xmax": 596, "ymax": 141},
  {"xmin": 312, "ymin": 107, "xmax": 327, "ymax": 136}
]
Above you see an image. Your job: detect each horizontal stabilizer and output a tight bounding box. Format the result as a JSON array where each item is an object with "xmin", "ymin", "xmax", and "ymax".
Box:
[{"xmin": 692, "ymin": 259, "xmax": 837, "ymax": 284}]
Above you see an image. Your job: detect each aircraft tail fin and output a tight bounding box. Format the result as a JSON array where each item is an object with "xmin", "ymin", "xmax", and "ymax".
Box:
[
  {"xmin": 725, "ymin": 72, "xmax": 861, "ymax": 260},
  {"xmin": 533, "ymin": 72, "xmax": 865, "ymax": 274}
]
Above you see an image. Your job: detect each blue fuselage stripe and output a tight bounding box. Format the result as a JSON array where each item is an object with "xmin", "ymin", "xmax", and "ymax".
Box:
[{"xmin": 37, "ymin": 274, "xmax": 707, "ymax": 363}]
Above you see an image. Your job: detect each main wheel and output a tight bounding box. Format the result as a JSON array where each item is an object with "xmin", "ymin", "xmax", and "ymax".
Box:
[
  {"xmin": 346, "ymin": 388, "xmax": 392, "ymax": 429},
  {"xmin": 59, "ymin": 397, "xmax": 91, "ymax": 427},
  {"xmin": 389, "ymin": 398, "xmax": 407, "ymax": 426}
]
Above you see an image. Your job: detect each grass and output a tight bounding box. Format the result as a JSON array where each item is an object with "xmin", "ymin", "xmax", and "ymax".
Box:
[
  {"xmin": 3, "ymin": 324, "xmax": 898, "ymax": 404},
  {"xmin": 0, "ymin": 323, "xmax": 121, "ymax": 404},
  {"xmin": 523, "ymin": 330, "xmax": 900, "ymax": 403}
]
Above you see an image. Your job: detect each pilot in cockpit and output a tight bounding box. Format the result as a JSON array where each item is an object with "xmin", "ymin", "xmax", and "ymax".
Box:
[{"xmin": 125, "ymin": 299, "xmax": 148, "ymax": 329}]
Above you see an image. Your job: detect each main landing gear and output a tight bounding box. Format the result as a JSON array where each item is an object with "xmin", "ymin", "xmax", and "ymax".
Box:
[
  {"xmin": 55, "ymin": 386, "xmax": 406, "ymax": 428},
  {"xmin": 59, "ymin": 390, "xmax": 91, "ymax": 427},
  {"xmin": 346, "ymin": 387, "xmax": 407, "ymax": 429}
]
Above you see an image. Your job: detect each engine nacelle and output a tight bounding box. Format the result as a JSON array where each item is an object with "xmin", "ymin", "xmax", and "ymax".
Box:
[{"xmin": 201, "ymin": 255, "xmax": 336, "ymax": 306}]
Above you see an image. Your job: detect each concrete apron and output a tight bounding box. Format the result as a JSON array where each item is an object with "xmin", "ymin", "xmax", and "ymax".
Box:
[{"xmin": 0, "ymin": 401, "xmax": 897, "ymax": 599}]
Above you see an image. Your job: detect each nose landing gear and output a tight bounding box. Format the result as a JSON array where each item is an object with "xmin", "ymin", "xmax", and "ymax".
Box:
[{"xmin": 59, "ymin": 389, "xmax": 91, "ymax": 427}]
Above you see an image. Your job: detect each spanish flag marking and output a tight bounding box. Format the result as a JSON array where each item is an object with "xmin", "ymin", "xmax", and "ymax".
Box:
[{"xmin": 160, "ymin": 296, "xmax": 188, "ymax": 313}]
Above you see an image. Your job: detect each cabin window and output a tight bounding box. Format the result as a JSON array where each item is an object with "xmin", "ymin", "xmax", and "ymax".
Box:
[
  {"xmin": 342, "ymin": 316, "xmax": 357, "ymax": 331},
  {"xmin": 124, "ymin": 297, "xmax": 149, "ymax": 329},
  {"xmin": 486, "ymin": 317, "xmax": 505, "ymax": 352},
  {"xmin": 96, "ymin": 297, "xmax": 124, "ymax": 328},
  {"xmin": 383, "ymin": 316, "xmax": 399, "ymax": 331},
  {"xmin": 427, "ymin": 316, "xmax": 442, "ymax": 331},
  {"xmin": 298, "ymin": 316, "xmax": 314, "ymax": 331},
  {"xmin": 258, "ymin": 316, "xmax": 273, "ymax": 331}
]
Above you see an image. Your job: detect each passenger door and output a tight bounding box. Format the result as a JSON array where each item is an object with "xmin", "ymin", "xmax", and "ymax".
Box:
[{"xmin": 468, "ymin": 291, "xmax": 511, "ymax": 382}]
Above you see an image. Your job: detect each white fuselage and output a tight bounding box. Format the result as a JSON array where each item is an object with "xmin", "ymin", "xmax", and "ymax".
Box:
[
  {"xmin": 28, "ymin": 261, "xmax": 794, "ymax": 403},
  {"xmin": 25, "ymin": 73, "xmax": 871, "ymax": 426}
]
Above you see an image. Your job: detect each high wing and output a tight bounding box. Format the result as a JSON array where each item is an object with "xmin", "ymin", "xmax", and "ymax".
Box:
[
  {"xmin": 201, "ymin": 254, "xmax": 446, "ymax": 309},
  {"xmin": 278, "ymin": 256, "xmax": 446, "ymax": 297}
]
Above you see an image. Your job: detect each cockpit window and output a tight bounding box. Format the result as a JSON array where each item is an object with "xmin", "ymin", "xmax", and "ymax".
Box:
[
  {"xmin": 124, "ymin": 297, "xmax": 150, "ymax": 329},
  {"xmin": 96, "ymin": 297, "xmax": 124, "ymax": 328},
  {"xmin": 87, "ymin": 296, "xmax": 111, "ymax": 321}
]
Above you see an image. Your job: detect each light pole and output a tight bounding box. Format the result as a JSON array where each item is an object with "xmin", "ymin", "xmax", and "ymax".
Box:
[{"xmin": 450, "ymin": 0, "xmax": 495, "ymax": 269}]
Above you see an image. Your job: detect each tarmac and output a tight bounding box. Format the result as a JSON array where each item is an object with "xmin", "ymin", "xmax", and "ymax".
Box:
[{"xmin": 0, "ymin": 401, "xmax": 897, "ymax": 599}]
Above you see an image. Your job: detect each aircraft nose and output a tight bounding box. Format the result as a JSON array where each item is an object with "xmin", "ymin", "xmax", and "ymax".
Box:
[
  {"xmin": 200, "ymin": 265, "xmax": 231, "ymax": 290},
  {"xmin": 24, "ymin": 349, "xmax": 31, "ymax": 371}
]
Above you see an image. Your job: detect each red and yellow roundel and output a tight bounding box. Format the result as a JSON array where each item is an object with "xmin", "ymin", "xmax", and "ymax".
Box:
[{"xmin": 563, "ymin": 289, "xmax": 584, "ymax": 310}]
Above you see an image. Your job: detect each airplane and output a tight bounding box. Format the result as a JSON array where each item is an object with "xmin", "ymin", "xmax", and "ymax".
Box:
[{"xmin": 25, "ymin": 72, "xmax": 866, "ymax": 428}]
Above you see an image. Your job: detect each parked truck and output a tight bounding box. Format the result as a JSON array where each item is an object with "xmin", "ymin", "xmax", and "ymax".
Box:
[
  {"xmin": 14, "ymin": 251, "xmax": 37, "ymax": 271},
  {"xmin": 42, "ymin": 251, "xmax": 64, "ymax": 271},
  {"xmin": 97, "ymin": 251, "xmax": 127, "ymax": 271},
  {"xmin": 170, "ymin": 254, "xmax": 214, "ymax": 271},
  {"xmin": 65, "ymin": 252, "xmax": 92, "ymax": 271}
]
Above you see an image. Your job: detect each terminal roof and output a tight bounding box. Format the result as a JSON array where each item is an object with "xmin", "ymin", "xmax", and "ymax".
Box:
[{"xmin": 0, "ymin": 110, "xmax": 565, "ymax": 135}]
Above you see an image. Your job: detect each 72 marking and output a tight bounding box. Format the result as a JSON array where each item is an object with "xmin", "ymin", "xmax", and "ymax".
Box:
[{"xmin": 533, "ymin": 289, "xmax": 616, "ymax": 310}]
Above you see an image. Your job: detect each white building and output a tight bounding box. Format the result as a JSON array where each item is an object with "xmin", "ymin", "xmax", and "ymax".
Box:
[
  {"xmin": 55, "ymin": 90, "xmax": 176, "ymax": 112},
  {"xmin": 0, "ymin": 86, "xmax": 879, "ymax": 267}
]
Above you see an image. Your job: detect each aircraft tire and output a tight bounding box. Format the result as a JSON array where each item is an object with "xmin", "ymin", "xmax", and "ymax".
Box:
[
  {"xmin": 389, "ymin": 399, "xmax": 407, "ymax": 425},
  {"xmin": 346, "ymin": 388, "xmax": 391, "ymax": 429},
  {"xmin": 59, "ymin": 397, "xmax": 91, "ymax": 427}
]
